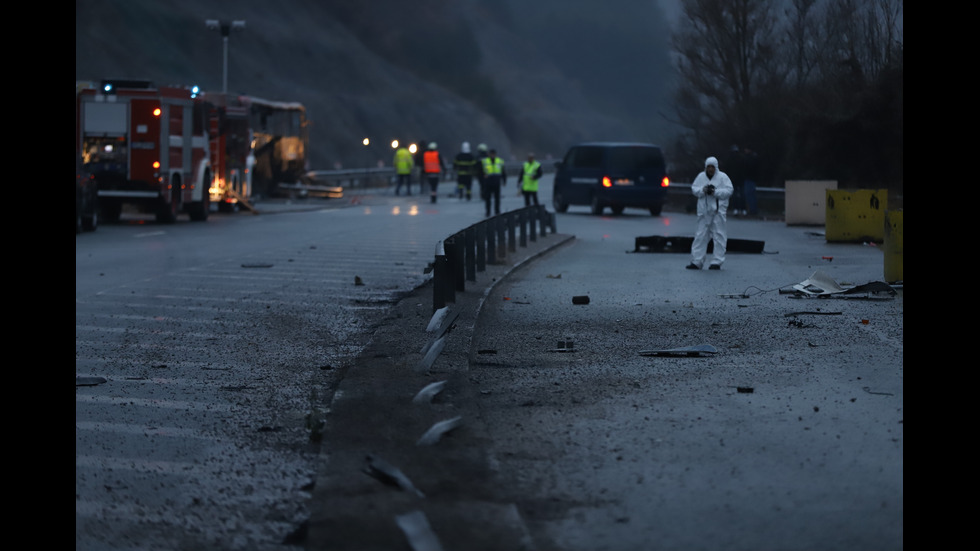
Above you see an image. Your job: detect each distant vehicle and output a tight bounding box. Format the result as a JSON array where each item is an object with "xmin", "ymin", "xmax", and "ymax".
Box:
[
  {"xmin": 202, "ymin": 92, "xmax": 311, "ymax": 210},
  {"xmin": 76, "ymin": 156, "xmax": 99, "ymax": 233},
  {"xmin": 552, "ymin": 142, "xmax": 670, "ymax": 216}
]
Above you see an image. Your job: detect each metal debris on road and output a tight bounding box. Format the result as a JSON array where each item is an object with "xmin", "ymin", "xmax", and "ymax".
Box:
[
  {"xmin": 790, "ymin": 271, "xmax": 897, "ymax": 298},
  {"xmin": 639, "ymin": 344, "xmax": 718, "ymax": 357},
  {"xmin": 412, "ymin": 380, "xmax": 447, "ymax": 404},
  {"xmin": 395, "ymin": 510, "xmax": 444, "ymax": 551},
  {"xmin": 550, "ymin": 339, "xmax": 576, "ymax": 352},
  {"xmin": 633, "ymin": 235, "xmax": 765, "ymax": 254},
  {"xmin": 426, "ymin": 307, "xmax": 450, "ymax": 332},
  {"xmin": 416, "ymin": 335, "xmax": 446, "ymax": 372},
  {"xmin": 363, "ymin": 454, "xmax": 425, "ymax": 498},
  {"xmin": 76, "ymin": 376, "xmax": 107, "ymax": 387},
  {"xmin": 572, "ymin": 295, "xmax": 590, "ymax": 304},
  {"xmin": 241, "ymin": 263, "xmax": 273, "ymax": 268},
  {"xmin": 416, "ymin": 416, "xmax": 463, "ymax": 446}
]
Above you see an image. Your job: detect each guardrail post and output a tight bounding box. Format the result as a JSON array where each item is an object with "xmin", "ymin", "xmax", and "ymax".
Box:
[
  {"xmin": 432, "ymin": 241, "xmax": 448, "ymax": 312},
  {"xmin": 448, "ymin": 234, "xmax": 465, "ymax": 293},
  {"xmin": 486, "ymin": 218, "xmax": 498, "ymax": 264},
  {"xmin": 529, "ymin": 209, "xmax": 538, "ymax": 243},
  {"xmin": 507, "ymin": 212, "xmax": 517, "ymax": 253},
  {"xmin": 476, "ymin": 222, "xmax": 487, "ymax": 272},
  {"xmin": 519, "ymin": 208, "xmax": 528, "ymax": 247},
  {"xmin": 495, "ymin": 216, "xmax": 507, "ymax": 261},
  {"xmin": 465, "ymin": 227, "xmax": 476, "ymax": 282}
]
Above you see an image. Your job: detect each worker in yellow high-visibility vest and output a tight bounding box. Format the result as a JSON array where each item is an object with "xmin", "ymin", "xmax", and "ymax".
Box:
[
  {"xmin": 516, "ymin": 152, "xmax": 543, "ymax": 207},
  {"xmin": 481, "ymin": 148, "xmax": 507, "ymax": 216},
  {"xmin": 393, "ymin": 144, "xmax": 414, "ymax": 196}
]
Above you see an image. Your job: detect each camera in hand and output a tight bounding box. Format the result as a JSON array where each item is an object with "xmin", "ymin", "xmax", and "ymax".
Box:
[{"xmin": 705, "ymin": 184, "xmax": 715, "ymax": 195}]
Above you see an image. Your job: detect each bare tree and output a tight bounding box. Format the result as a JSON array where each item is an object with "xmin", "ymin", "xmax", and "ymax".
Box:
[
  {"xmin": 669, "ymin": 0, "xmax": 783, "ymax": 157},
  {"xmin": 669, "ymin": 0, "xmax": 902, "ymax": 190}
]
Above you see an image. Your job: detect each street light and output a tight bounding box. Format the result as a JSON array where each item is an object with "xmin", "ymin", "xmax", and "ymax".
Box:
[{"xmin": 205, "ymin": 19, "xmax": 246, "ymax": 94}]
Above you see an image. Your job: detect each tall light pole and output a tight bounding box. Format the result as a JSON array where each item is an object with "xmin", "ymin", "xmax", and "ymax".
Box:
[{"xmin": 205, "ymin": 19, "xmax": 246, "ymax": 94}]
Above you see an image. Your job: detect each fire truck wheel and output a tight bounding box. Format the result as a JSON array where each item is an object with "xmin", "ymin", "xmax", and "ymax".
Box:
[
  {"xmin": 188, "ymin": 200, "xmax": 209, "ymax": 222},
  {"xmin": 156, "ymin": 178, "xmax": 181, "ymax": 224},
  {"xmin": 101, "ymin": 200, "xmax": 122, "ymax": 223}
]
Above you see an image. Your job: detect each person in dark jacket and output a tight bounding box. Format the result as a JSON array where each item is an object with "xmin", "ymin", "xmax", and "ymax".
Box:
[
  {"xmin": 413, "ymin": 140, "xmax": 427, "ymax": 195},
  {"xmin": 453, "ymin": 142, "xmax": 478, "ymax": 200},
  {"xmin": 475, "ymin": 143, "xmax": 489, "ymax": 201}
]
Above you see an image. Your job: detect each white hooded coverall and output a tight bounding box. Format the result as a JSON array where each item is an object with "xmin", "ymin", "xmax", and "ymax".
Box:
[{"xmin": 690, "ymin": 156, "xmax": 734, "ymax": 268}]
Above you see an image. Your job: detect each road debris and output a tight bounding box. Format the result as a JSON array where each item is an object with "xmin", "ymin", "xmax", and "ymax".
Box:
[
  {"xmin": 416, "ymin": 416, "xmax": 463, "ymax": 446},
  {"xmin": 789, "ymin": 271, "xmax": 897, "ymax": 298},
  {"xmin": 633, "ymin": 235, "xmax": 765, "ymax": 254},
  {"xmin": 413, "ymin": 381, "xmax": 447, "ymax": 404},
  {"xmin": 395, "ymin": 510, "xmax": 444, "ymax": 551},
  {"xmin": 416, "ymin": 335, "xmax": 446, "ymax": 372},
  {"xmin": 572, "ymin": 295, "xmax": 590, "ymax": 305},
  {"xmin": 363, "ymin": 454, "xmax": 425, "ymax": 498},
  {"xmin": 639, "ymin": 344, "xmax": 717, "ymax": 357},
  {"xmin": 550, "ymin": 339, "xmax": 575, "ymax": 352}
]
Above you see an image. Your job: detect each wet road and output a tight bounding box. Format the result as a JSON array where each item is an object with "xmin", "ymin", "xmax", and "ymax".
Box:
[{"xmin": 77, "ymin": 176, "xmax": 902, "ymax": 550}]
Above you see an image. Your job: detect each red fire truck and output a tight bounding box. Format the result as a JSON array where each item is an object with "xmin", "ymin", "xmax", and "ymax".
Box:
[{"xmin": 76, "ymin": 79, "xmax": 212, "ymax": 223}]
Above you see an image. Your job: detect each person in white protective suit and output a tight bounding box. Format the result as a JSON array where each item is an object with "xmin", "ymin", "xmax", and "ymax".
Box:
[{"xmin": 687, "ymin": 156, "xmax": 734, "ymax": 270}]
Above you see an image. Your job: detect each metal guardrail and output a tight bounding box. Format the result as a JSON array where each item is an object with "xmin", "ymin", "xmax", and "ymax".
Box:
[
  {"xmin": 305, "ymin": 161, "xmax": 545, "ymax": 191},
  {"xmin": 430, "ymin": 205, "xmax": 556, "ymax": 312}
]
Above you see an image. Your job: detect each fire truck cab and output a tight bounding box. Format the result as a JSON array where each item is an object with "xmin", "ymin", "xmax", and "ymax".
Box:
[{"xmin": 76, "ymin": 79, "xmax": 212, "ymax": 223}]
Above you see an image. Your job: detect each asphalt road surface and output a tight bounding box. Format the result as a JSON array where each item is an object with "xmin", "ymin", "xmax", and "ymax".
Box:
[
  {"xmin": 77, "ymin": 176, "xmax": 902, "ymax": 551},
  {"xmin": 305, "ymin": 187, "xmax": 903, "ymax": 550}
]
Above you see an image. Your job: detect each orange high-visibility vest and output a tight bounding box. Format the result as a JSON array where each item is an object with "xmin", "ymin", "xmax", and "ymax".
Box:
[{"xmin": 424, "ymin": 150, "xmax": 441, "ymax": 174}]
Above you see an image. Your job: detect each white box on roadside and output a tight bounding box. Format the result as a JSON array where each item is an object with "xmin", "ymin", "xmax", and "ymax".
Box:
[{"xmin": 785, "ymin": 180, "xmax": 837, "ymax": 225}]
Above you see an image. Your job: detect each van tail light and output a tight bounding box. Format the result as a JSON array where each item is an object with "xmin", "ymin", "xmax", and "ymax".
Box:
[
  {"xmin": 602, "ymin": 176, "xmax": 612, "ymax": 188},
  {"xmin": 661, "ymin": 176, "xmax": 670, "ymax": 187}
]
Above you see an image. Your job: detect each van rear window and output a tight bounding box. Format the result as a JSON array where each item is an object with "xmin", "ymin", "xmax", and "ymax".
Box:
[
  {"xmin": 566, "ymin": 146, "xmax": 604, "ymax": 169},
  {"xmin": 609, "ymin": 147, "xmax": 665, "ymax": 172}
]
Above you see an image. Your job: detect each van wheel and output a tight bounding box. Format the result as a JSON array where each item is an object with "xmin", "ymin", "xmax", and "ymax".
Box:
[
  {"xmin": 649, "ymin": 203, "xmax": 663, "ymax": 216},
  {"xmin": 590, "ymin": 195, "xmax": 604, "ymax": 215},
  {"xmin": 553, "ymin": 193, "xmax": 569, "ymax": 213},
  {"xmin": 611, "ymin": 205, "xmax": 625, "ymax": 215}
]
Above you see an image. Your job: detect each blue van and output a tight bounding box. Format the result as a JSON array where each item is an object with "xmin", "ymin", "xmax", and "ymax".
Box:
[{"xmin": 552, "ymin": 142, "xmax": 670, "ymax": 216}]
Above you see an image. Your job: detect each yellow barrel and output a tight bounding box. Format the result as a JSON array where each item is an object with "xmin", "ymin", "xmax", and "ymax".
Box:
[{"xmin": 883, "ymin": 209, "xmax": 903, "ymax": 283}]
